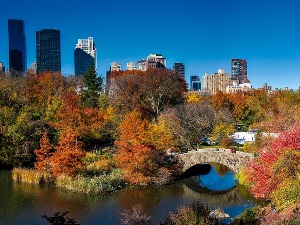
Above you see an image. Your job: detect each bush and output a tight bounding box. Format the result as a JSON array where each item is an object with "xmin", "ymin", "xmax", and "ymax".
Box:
[
  {"xmin": 55, "ymin": 169, "xmax": 125, "ymax": 194},
  {"xmin": 84, "ymin": 152, "xmax": 116, "ymax": 175},
  {"xmin": 162, "ymin": 201, "xmax": 224, "ymax": 225},
  {"xmin": 43, "ymin": 212, "xmax": 79, "ymax": 225},
  {"xmin": 234, "ymin": 207, "xmax": 261, "ymax": 225},
  {"xmin": 12, "ymin": 167, "xmax": 52, "ymax": 184},
  {"xmin": 119, "ymin": 204, "xmax": 151, "ymax": 225},
  {"xmin": 271, "ymin": 178, "xmax": 300, "ymax": 210}
]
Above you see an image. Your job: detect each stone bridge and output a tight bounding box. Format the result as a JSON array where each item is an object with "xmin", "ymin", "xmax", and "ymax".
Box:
[{"xmin": 176, "ymin": 148, "xmax": 254, "ymax": 173}]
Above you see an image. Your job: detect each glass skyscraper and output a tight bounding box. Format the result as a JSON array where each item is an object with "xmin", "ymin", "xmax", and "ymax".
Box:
[
  {"xmin": 8, "ymin": 19, "xmax": 26, "ymax": 73},
  {"xmin": 74, "ymin": 37, "xmax": 96, "ymax": 76},
  {"xmin": 173, "ymin": 62, "xmax": 185, "ymax": 78},
  {"xmin": 190, "ymin": 75, "xmax": 201, "ymax": 91},
  {"xmin": 231, "ymin": 59, "xmax": 249, "ymax": 84},
  {"xmin": 36, "ymin": 28, "xmax": 61, "ymax": 73}
]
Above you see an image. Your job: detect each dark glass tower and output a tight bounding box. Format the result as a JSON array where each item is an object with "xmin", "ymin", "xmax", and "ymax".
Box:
[
  {"xmin": 231, "ymin": 59, "xmax": 249, "ymax": 84},
  {"xmin": 8, "ymin": 19, "xmax": 26, "ymax": 73},
  {"xmin": 173, "ymin": 62, "xmax": 185, "ymax": 78},
  {"xmin": 190, "ymin": 75, "xmax": 201, "ymax": 91},
  {"xmin": 36, "ymin": 28, "xmax": 61, "ymax": 73},
  {"xmin": 74, "ymin": 48, "xmax": 95, "ymax": 76}
]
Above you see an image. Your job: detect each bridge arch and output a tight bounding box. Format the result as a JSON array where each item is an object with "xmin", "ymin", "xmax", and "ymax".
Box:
[{"xmin": 176, "ymin": 148, "xmax": 254, "ymax": 174}]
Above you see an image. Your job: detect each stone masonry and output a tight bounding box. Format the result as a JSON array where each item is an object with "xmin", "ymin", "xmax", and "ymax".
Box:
[{"xmin": 177, "ymin": 148, "xmax": 254, "ymax": 173}]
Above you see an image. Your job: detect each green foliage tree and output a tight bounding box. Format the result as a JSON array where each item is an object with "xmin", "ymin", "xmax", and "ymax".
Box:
[{"xmin": 82, "ymin": 66, "xmax": 103, "ymax": 108}]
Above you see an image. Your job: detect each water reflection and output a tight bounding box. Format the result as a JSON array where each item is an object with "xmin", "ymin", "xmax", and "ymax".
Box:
[
  {"xmin": 0, "ymin": 165, "xmax": 259, "ymax": 225},
  {"xmin": 198, "ymin": 163, "xmax": 236, "ymax": 192}
]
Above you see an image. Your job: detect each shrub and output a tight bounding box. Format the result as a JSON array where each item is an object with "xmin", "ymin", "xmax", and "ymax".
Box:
[
  {"xmin": 12, "ymin": 168, "xmax": 52, "ymax": 184},
  {"xmin": 55, "ymin": 169, "xmax": 124, "ymax": 194},
  {"xmin": 271, "ymin": 178, "xmax": 300, "ymax": 210},
  {"xmin": 234, "ymin": 207, "xmax": 261, "ymax": 225},
  {"xmin": 43, "ymin": 212, "xmax": 79, "ymax": 225},
  {"xmin": 85, "ymin": 154, "xmax": 116, "ymax": 175},
  {"xmin": 119, "ymin": 204, "xmax": 151, "ymax": 225},
  {"xmin": 163, "ymin": 201, "xmax": 224, "ymax": 225}
]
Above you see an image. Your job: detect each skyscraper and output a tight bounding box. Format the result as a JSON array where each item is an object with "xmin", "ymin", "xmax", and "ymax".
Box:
[
  {"xmin": 190, "ymin": 75, "xmax": 201, "ymax": 91},
  {"xmin": 173, "ymin": 62, "xmax": 185, "ymax": 78},
  {"xmin": 202, "ymin": 69, "xmax": 230, "ymax": 95},
  {"xmin": 231, "ymin": 59, "xmax": 249, "ymax": 84},
  {"xmin": 36, "ymin": 28, "xmax": 61, "ymax": 73},
  {"xmin": 146, "ymin": 54, "xmax": 166, "ymax": 69},
  {"xmin": 0, "ymin": 62, "xmax": 5, "ymax": 72},
  {"xmin": 126, "ymin": 62, "xmax": 136, "ymax": 70},
  {"xmin": 74, "ymin": 37, "xmax": 96, "ymax": 76},
  {"xmin": 110, "ymin": 62, "xmax": 121, "ymax": 72},
  {"xmin": 8, "ymin": 19, "xmax": 26, "ymax": 73}
]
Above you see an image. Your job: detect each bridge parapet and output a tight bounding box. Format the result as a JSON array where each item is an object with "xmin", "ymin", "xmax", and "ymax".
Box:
[{"xmin": 177, "ymin": 148, "xmax": 254, "ymax": 173}]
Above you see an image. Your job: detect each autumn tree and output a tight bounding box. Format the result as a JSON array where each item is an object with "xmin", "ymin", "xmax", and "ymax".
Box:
[
  {"xmin": 34, "ymin": 131, "xmax": 53, "ymax": 172},
  {"xmin": 109, "ymin": 68, "xmax": 187, "ymax": 118},
  {"xmin": 50, "ymin": 92, "xmax": 106, "ymax": 142},
  {"xmin": 160, "ymin": 102, "xmax": 218, "ymax": 150},
  {"xmin": 238, "ymin": 123, "xmax": 300, "ymax": 209},
  {"xmin": 51, "ymin": 130, "xmax": 85, "ymax": 177},
  {"xmin": 115, "ymin": 110, "xmax": 178, "ymax": 184}
]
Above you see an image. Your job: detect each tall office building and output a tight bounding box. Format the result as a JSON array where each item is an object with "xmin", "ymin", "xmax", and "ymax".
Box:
[
  {"xmin": 126, "ymin": 62, "xmax": 136, "ymax": 70},
  {"xmin": 0, "ymin": 62, "xmax": 5, "ymax": 72},
  {"xmin": 8, "ymin": 19, "xmax": 26, "ymax": 73},
  {"xmin": 74, "ymin": 37, "xmax": 96, "ymax": 76},
  {"xmin": 110, "ymin": 62, "xmax": 121, "ymax": 72},
  {"xmin": 174, "ymin": 62, "xmax": 185, "ymax": 78},
  {"xmin": 202, "ymin": 69, "xmax": 230, "ymax": 95},
  {"xmin": 137, "ymin": 59, "xmax": 147, "ymax": 71},
  {"xmin": 146, "ymin": 54, "xmax": 166, "ymax": 69},
  {"xmin": 190, "ymin": 75, "xmax": 201, "ymax": 91},
  {"xmin": 231, "ymin": 59, "xmax": 249, "ymax": 84},
  {"xmin": 36, "ymin": 28, "xmax": 61, "ymax": 73}
]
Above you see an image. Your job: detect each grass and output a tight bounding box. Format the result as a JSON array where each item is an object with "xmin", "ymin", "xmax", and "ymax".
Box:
[
  {"xmin": 12, "ymin": 168, "xmax": 53, "ymax": 184},
  {"xmin": 56, "ymin": 168, "xmax": 125, "ymax": 194}
]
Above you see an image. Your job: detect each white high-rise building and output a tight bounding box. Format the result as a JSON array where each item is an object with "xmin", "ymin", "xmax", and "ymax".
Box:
[
  {"xmin": 138, "ymin": 59, "xmax": 147, "ymax": 71},
  {"xmin": 110, "ymin": 62, "xmax": 121, "ymax": 72},
  {"xmin": 75, "ymin": 37, "xmax": 97, "ymax": 74},
  {"xmin": 146, "ymin": 54, "xmax": 166, "ymax": 69},
  {"xmin": 126, "ymin": 62, "xmax": 136, "ymax": 70}
]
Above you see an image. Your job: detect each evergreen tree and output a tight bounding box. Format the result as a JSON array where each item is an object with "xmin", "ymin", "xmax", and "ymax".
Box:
[{"xmin": 82, "ymin": 66, "xmax": 103, "ymax": 107}]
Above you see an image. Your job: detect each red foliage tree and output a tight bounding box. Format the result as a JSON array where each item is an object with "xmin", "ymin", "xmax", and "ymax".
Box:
[{"xmin": 244, "ymin": 124, "xmax": 300, "ymax": 199}]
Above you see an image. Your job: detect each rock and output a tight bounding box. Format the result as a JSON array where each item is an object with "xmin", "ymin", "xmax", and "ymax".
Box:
[{"xmin": 209, "ymin": 209, "xmax": 230, "ymax": 219}]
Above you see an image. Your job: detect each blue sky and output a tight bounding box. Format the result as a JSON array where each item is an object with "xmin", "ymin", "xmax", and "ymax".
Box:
[{"xmin": 1, "ymin": 0, "xmax": 300, "ymax": 89}]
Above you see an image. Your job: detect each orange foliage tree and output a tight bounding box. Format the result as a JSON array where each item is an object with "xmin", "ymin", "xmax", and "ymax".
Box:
[
  {"xmin": 51, "ymin": 130, "xmax": 85, "ymax": 177},
  {"xmin": 115, "ymin": 110, "xmax": 167, "ymax": 183},
  {"xmin": 50, "ymin": 92, "xmax": 105, "ymax": 140},
  {"xmin": 34, "ymin": 131, "xmax": 53, "ymax": 173}
]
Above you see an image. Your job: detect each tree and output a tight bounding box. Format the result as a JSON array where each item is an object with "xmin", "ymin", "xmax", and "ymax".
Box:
[
  {"xmin": 51, "ymin": 130, "xmax": 85, "ymax": 177},
  {"xmin": 160, "ymin": 102, "xmax": 217, "ymax": 150},
  {"xmin": 50, "ymin": 92, "xmax": 105, "ymax": 141},
  {"xmin": 115, "ymin": 111, "xmax": 152, "ymax": 183},
  {"xmin": 82, "ymin": 66, "xmax": 102, "ymax": 108},
  {"xmin": 238, "ymin": 124, "xmax": 300, "ymax": 201},
  {"xmin": 34, "ymin": 131, "xmax": 53, "ymax": 172},
  {"xmin": 109, "ymin": 68, "xmax": 187, "ymax": 118}
]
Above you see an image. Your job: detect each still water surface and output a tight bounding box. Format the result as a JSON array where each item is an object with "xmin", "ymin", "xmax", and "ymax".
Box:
[{"xmin": 0, "ymin": 164, "xmax": 258, "ymax": 225}]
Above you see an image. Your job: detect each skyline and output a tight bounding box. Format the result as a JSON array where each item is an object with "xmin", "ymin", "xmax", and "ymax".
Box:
[{"xmin": 1, "ymin": 0, "xmax": 300, "ymax": 89}]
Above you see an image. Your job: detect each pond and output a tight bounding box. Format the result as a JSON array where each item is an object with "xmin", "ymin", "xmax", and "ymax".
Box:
[{"xmin": 0, "ymin": 163, "xmax": 258, "ymax": 225}]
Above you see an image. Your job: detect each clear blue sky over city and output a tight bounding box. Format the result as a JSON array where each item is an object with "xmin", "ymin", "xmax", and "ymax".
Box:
[{"xmin": 1, "ymin": 0, "xmax": 300, "ymax": 89}]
